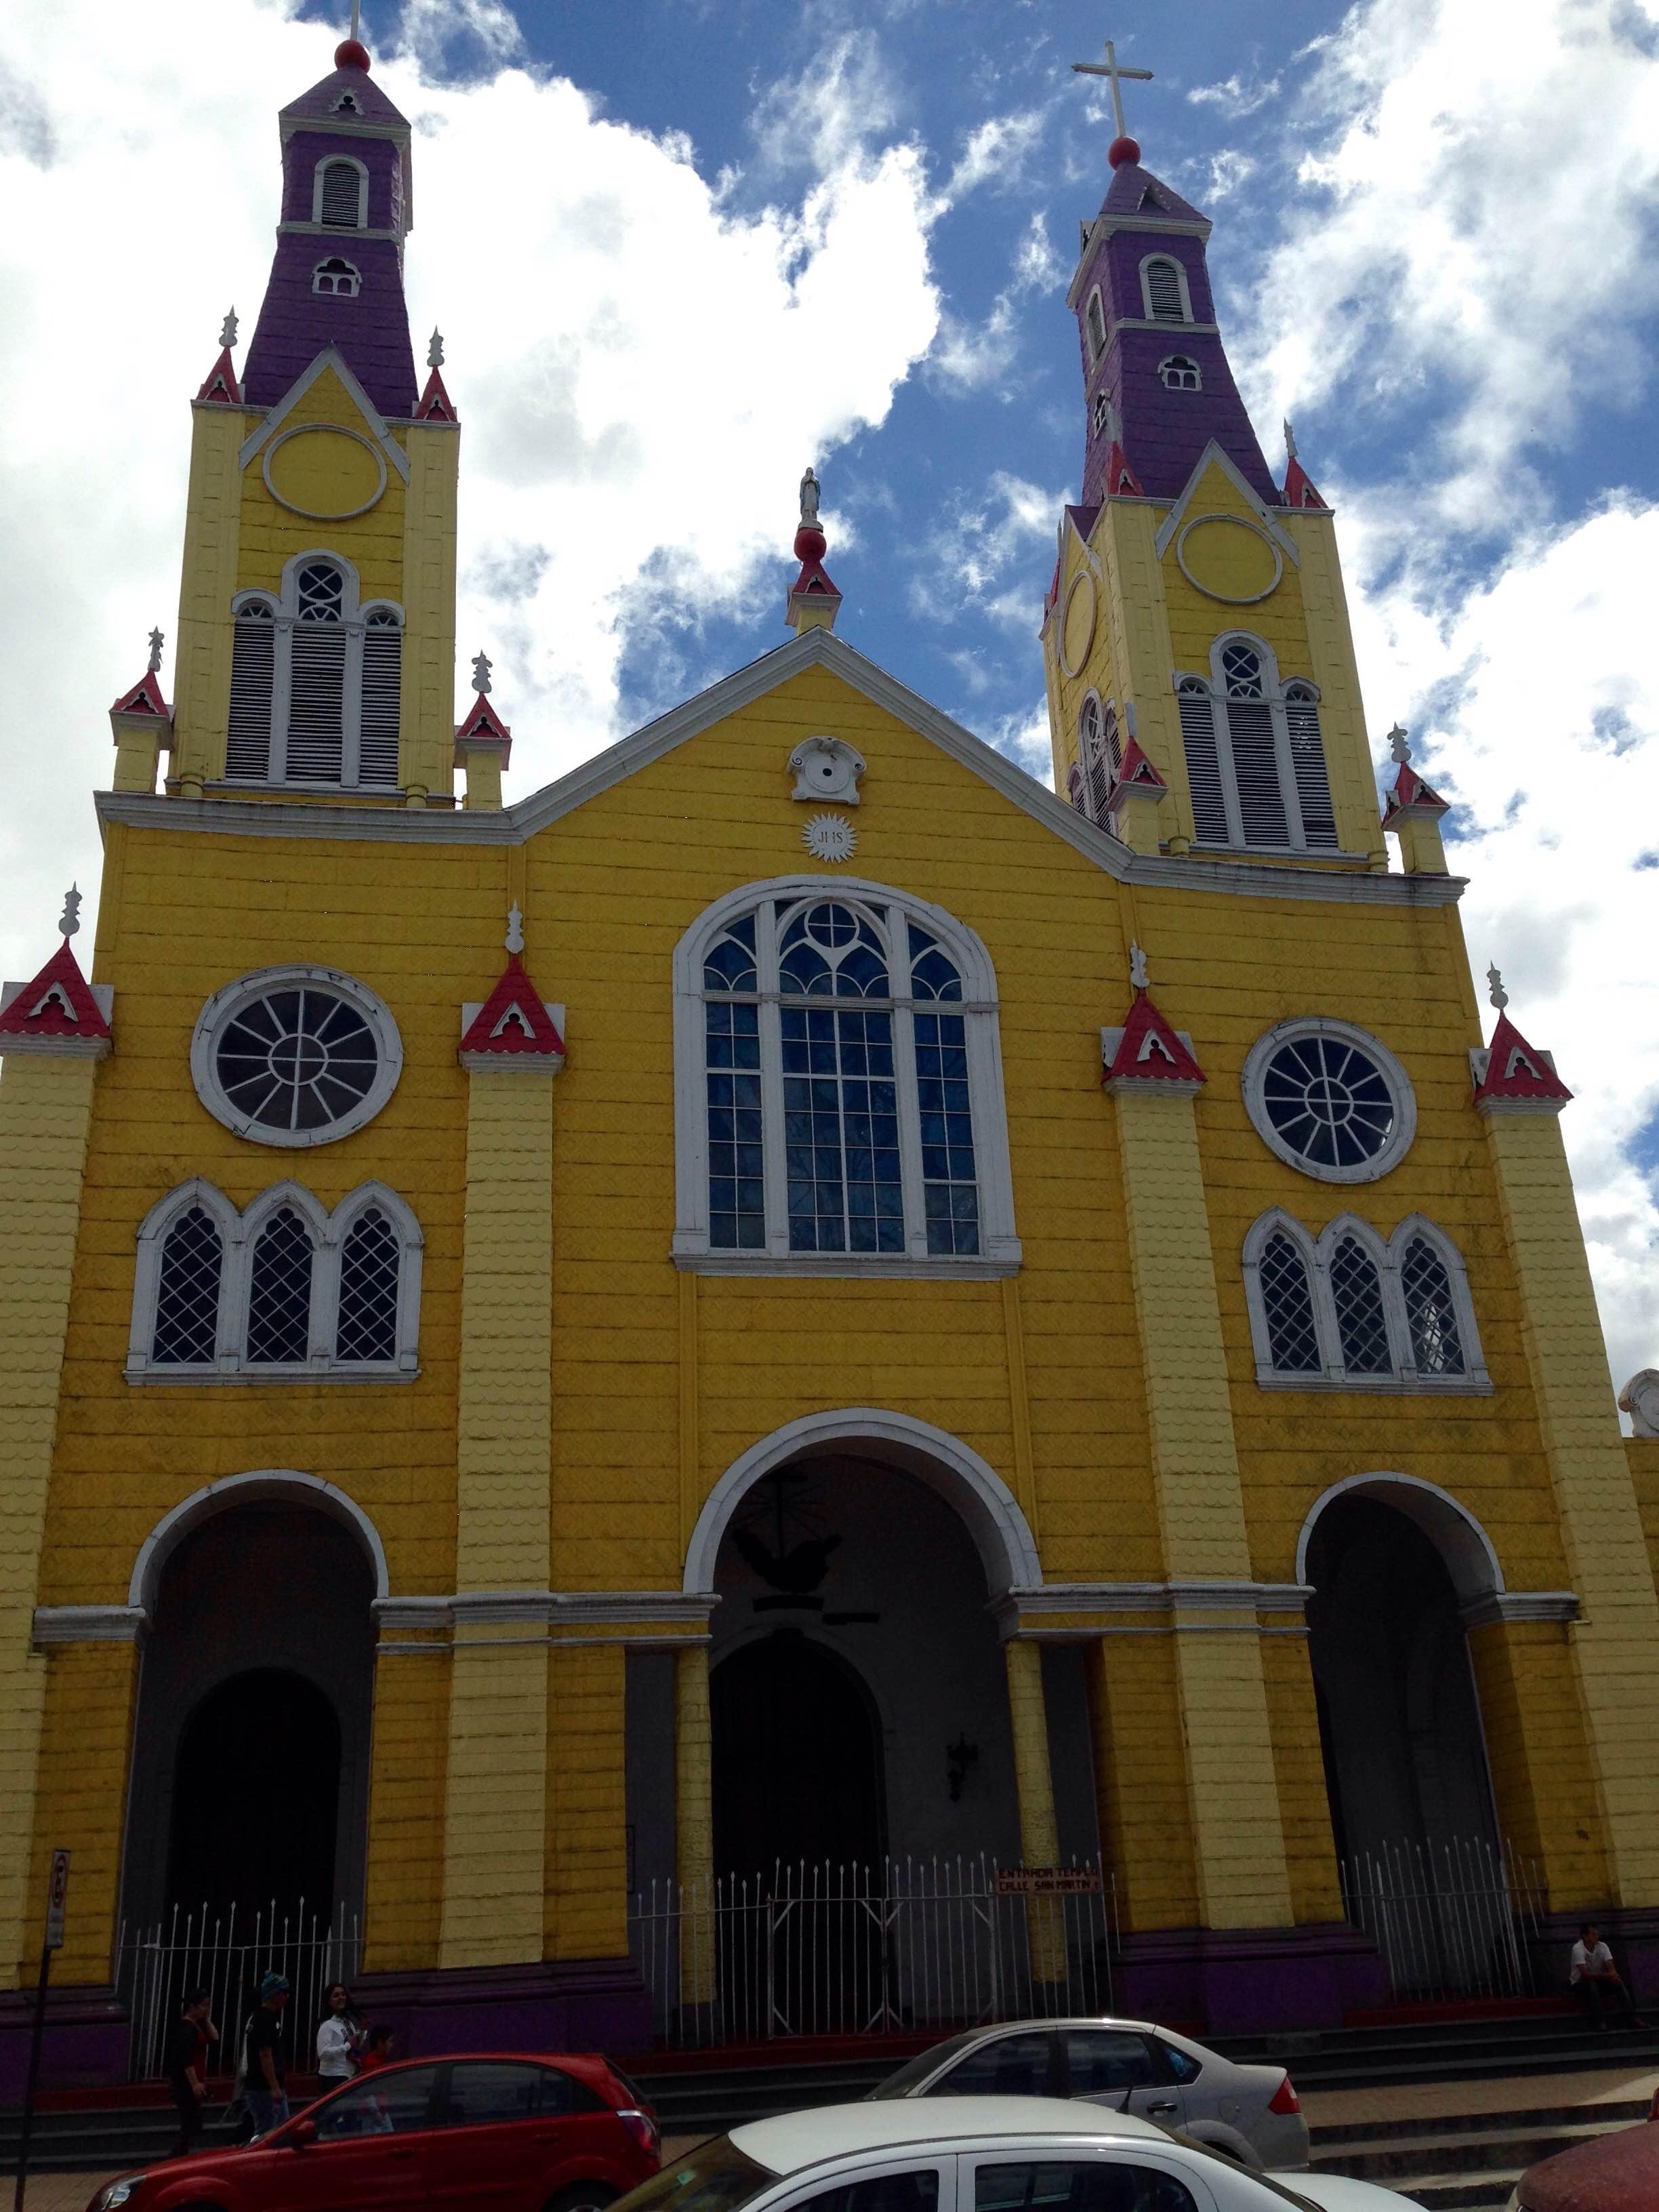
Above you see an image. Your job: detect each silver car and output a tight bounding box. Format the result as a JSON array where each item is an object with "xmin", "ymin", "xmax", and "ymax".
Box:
[
  {"xmin": 613, "ymin": 2098, "xmax": 1407, "ymax": 2212},
  {"xmin": 865, "ymin": 2020, "xmax": 1308, "ymax": 2172}
]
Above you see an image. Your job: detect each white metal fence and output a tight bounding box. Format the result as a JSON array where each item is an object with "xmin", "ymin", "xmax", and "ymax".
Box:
[
  {"xmin": 117, "ymin": 1900, "xmax": 361, "ymax": 2081},
  {"xmin": 1338, "ymin": 1836, "xmax": 1547, "ymax": 2003},
  {"xmin": 630, "ymin": 1858, "xmax": 1118, "ymax": 2049}
]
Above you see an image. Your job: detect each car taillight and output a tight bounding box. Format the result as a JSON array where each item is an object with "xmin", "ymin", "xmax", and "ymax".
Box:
[
  {"xmin": 1267, "ymin": 2074, "xmax": 1300, "ymax": 2116},
  {"xmin": 617, "ymin": 2108, "xmax": 659, "ymax": 2156}
]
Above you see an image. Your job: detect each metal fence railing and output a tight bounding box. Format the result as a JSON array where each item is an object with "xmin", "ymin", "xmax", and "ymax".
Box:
[
  {"xmin": 629, "ymin": 1856, "xmax": 1118, "ymax": 2049},
  {"xmin": 1338, "ymin": 1835, "xmax": 1548, "ymax": 2003},
  {"xmin": 116, "ymin": 1900, "xmax": 361, "ymax": 2081}
]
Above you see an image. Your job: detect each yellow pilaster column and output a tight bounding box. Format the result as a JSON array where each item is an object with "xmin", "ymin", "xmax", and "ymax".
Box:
[
  {"xmin": 1084, "ymin": 1635, "xmax": 1199, "ymax": 1933},
  {"xmin": 400, "ymin": 419, "xmax": 460, "ymax": 806},
  {"xmin": 0, "ymin": 1048, "xmax": 99, "ymax": 1987},
  {"xmin": 1004, "ymin": 1637, "xmax": 1066, "ymax": 1987},
  {"xmin": 169, "ymin": 405, "xmax": 250, "ymax": 793},
  {"xmin": 439, "ymin": 1061, "xmax": 556, "ymax": 1969},
  {"xmin": 545, "ymin": 1641, "xmax": 628, "ymax": 1961},
  {"xmin": 1481, "ymin": 1100, "xmax": 1659, "ymax": 1902},
  {"xmin": 364, "ymin": 1629, "xmax": 452, "ymax": 1973},
  {"xmin": 674, "ymin": 1644, "xmax": 716, "ymax": 2012},
  {"xmin": 1108, "ymin": 1050, "xmax": 1294, "ymax": 1930}
]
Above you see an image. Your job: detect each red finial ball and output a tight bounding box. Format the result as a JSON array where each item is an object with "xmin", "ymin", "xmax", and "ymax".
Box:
[
  {"xmin": 335, "ymin": 37, "xmax": 371, "ymax": 68},
  {"xmin": 794, "ymin": 523, "xmax": 827, "ymax": 563},
  {"xmin": 1108, "ymin": 135, "xmax": 1141, "ymax": 169}
]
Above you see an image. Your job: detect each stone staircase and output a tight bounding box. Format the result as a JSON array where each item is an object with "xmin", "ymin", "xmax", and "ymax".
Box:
[{"xmin": 1307, "ymin": 2091, "xmax": 1653, "ymax": 2209}]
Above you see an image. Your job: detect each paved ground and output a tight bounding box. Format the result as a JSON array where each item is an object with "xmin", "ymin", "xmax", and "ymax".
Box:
[{"xmin": 22, "ymin": 2070, "xmax": 1659, "ymax": 2207}]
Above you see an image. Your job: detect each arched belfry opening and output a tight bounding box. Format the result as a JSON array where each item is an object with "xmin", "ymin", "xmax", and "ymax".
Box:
[
  {"xmin": 1303, "ymin": 1479, "xmax": 1506, "ymax": 1992},
  {"xmin": 122, "ymin": 1489, "xmax": 377, "ymax": 1941}
]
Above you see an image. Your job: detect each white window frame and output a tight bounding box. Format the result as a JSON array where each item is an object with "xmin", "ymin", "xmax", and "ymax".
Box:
[
  {"xmin": 312, "ymin": 257, "xmax": 362, "ymax": 298},
  {"xmin": 313, "ymin": 152, "xmax": 369, "ymax": 228},
  {"xmin": 1158, "ymin": 353, "xmax": 1202, "ymax": 390},
  {"xmin": 1084, "ymin": 287, "xmax": 1107, "ymax": 363},
  {"xmin": 1175, "ymin": 636, "xmax": 1329, "ymax": 854},
  {"xmin": 672, "ymin": 876, "xmax": 1021, "ymax": 1277},
  {"xmin": 1139, "ymin": 252, "xmax": 1193, "ymax": 323},
  {"xmin": 228, "ymin": 552, "xmax": 403, "ymax": 790},
  {"xmin": 127, "ymin": 1177, "xmax": 423, "ymax": 1384},
  {"xmin": 190, "ymin": 962, "xmax": 405, "ymax": 1149},
  {"xmin": 1243, "ymin": 1207, "xmax": 1488, "ymax": 1393},
  {"xmin": 1242, "ymin": 1015, "xmax": 1416, "ymax": 1185},
  {"xmin": 1073, "ymin": 692, "xmax": 1120, "ymax": 828}
]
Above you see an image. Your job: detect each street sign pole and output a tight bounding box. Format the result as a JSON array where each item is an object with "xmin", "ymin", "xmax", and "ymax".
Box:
[{"xmin": 12, "ymin": 1851, "xmax": 70, "ymax": 2212}]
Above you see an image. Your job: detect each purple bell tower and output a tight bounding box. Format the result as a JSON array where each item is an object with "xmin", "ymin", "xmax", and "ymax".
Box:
[
  {"xmin": 1065, "ymin": 44, "xmax": 1277, "ymax": 510},
  {"xmin": 242, "ymin": 35, "xmax": 419, "ymax": 419}
]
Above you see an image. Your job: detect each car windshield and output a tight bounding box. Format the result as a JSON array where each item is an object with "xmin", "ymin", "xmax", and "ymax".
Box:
[
  {"xmin": 867, "ymin": 2034, "xmax": 983, "ymax": 2099},
  {"xmin": 1161, "ymin": 2133, "xmax": 1320, "ymax": 2212},
  {"xmin": 609, "ymin": 2136, "xmax": 775, "ymax": 2212}
]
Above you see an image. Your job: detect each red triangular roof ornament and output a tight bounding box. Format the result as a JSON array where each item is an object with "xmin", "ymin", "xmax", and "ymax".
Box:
[
  {"xmin": 415, "ymin": 366, "xmax": 457, "ymax": 423},
  {"xmin": 455, "ymin": 692, "xmax": 512, "ymax": 747},
  {"xmin": 1472, "ymin": 1010, "xmax": 1572, "ymax": 1109},
  {"xmin": 459, "ymin": 955, "xmax": 565, "ymax": 1062},
  {"xmin": 1381, "ymin": 760, "xmax": 1451, "ymax": 826},
  {"xmin": 1101, "ymin": 441, "xmax": 1144, "ymax": 498},
  {"xmin": 1103, "ymin": 989, "xmax": 1206, "ymax": 1088},
  {"xmin": 788, "ymin": 552, "xmax": 840, "ymax": 600},
  {"xmin": 1282, "ymin": 455, "xmax": 1327, "ymax": 509},
  {"xmin": 0, "ymin": 937, "xmax": 111, "ymax": 1048},
  {"xmin": 110, "ymin": 668, "xmax": 169, "ymax": 718},
  {"xmin": 1104, "ymin": 737, "xmax": 1168, "ymax": 812},
  {"xmin": 196, "ymin": 347, "xmax": 243, "ymax": 405}
]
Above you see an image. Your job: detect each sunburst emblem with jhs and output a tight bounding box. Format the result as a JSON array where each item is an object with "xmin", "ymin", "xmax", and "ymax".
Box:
[{"xmin": 804, "ymin": 812, "xmax": 857, "ymax": 863}]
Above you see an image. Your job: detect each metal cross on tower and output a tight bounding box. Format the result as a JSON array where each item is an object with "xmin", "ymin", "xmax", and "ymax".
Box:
[
  {"xmin": 1070, "ymin": 36, "xmax": 1153, "ymax": 140},
  {"xmin": 348, "ymin": 1, "xmax": 361, "ymax": 37}
]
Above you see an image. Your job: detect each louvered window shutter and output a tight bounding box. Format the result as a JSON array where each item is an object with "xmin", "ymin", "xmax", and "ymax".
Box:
[
  {"xmin": 1178, "ymin": 686, "xmax": 1229, "ymax": 844},
  {"xmin": 1286, "ymin": 689, "xmax": 1338, "ymax": 848},
  {"xmin": 359, "ymin": 616, "xmax": 403, "ymax": 787},
  {"xmin": 320, "ymin": 160, "xmax": 362, "ymax": 228},
  {"xmin": 226, "ymin": 609, "xmax": 275, "ymax": 780},
  {"xmin": 1145, "ymin": 259, "xmax": 1184, "ymax": 321},
  {"xmin": 1226, "ymin": 699, "xmax": 1289, "ymax": 846},
  {"xmin": 286, "ymin": 628, "xmax": 347, "ymax": 781}
]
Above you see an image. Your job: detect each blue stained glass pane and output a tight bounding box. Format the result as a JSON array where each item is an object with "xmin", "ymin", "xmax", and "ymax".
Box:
[
  {"xmin": 914, "ymin": 1010, "xmax": 979, "ymax": 1255},
  {"xmin": 706, "ymin": 998, "xmax": 765, "ymax": 1249}
]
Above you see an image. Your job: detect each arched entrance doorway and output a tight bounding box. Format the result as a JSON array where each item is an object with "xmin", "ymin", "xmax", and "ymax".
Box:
[
  {"xmin": 122, "ymin": 1493, "xmax": 377, "ymax": 1940},
  {"xmin": 712, "ymin": 1629, "xmax": 885, "ymax": 1879},
  {"xmin": 1304, "ymin": 1483, "xmax": 1504, "ymax": 1994}
]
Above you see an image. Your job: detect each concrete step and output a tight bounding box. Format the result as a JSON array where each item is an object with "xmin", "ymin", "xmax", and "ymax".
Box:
[
  {"xmin": 1311, "ymin": 2114, "xmax": 1635, "ymax": 2182},
  {"xmin": 1309, "ymin": 2095, "xmax": 1650, "ymax": 2144},
  {"xmin": 1397, "ymin": 2173, "xmax": 1522, "ymax": 2211}
]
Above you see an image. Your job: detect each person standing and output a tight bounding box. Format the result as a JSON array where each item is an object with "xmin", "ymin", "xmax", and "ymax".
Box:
[
  {"xmin": 165, "ymin": 1988, "xmax": 218, "ymax": 2158},
  {"xmin": 316, "ymin": 1982, "xmax": 365, "ymax": 2084},
  {"xmin": 243, "ymin": 1971, "xmax": 291, "ymax": 2134},
  {"xmin": 1570, "ymin": 1923, "xmax": 1643, "ymax": 2029},
  {"xmin": 357, "ymin": 2023, "xmax": 395, "ymax": 2074}
]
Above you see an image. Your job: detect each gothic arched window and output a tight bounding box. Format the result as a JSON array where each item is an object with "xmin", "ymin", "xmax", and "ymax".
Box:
[
  {"xmin": 1175, "ymin": 637, "xmax": 1338, "ymax": 853},
  {"xmin": 316, "ymin": 156, "xmax": 367, "ymax": 228},
  {"xmin": 1073, "ymin": 695, "xmax": 1121, "ymax": 828},
  {"xmin": 312, "ymin": 257, "xmax": 361, "ymax": 298},
  {"xmin": 1159, "ymin": 355, "xmax": 1202, "ymax": 391},
  {"xmin": 1085, "ymin": 289, "xmax": 1107, "ymax": 363},
  {"xmin": 1141, "ymin": 256, "xmax": 1189, "ymax": 323},
  {"xmin": 675, "ymin": 882, "xmax": 1021, "ymax": 1275},
  {"xmin": 1242, "ymin": 1210, "xmax": 1487, "ymax": 1391},
  {"xmin": 224, "ymin": 557, "xmax": 403, "ymax": 790},
  {"xmin": 127, "ymin": 1181, "xmax": 423, "ymax": 1380}
]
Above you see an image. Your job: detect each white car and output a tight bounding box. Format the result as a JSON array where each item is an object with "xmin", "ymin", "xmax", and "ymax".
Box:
[{"xmin": 613, "ymin": 2098, "xmax": 1415, "ymax": 2212}]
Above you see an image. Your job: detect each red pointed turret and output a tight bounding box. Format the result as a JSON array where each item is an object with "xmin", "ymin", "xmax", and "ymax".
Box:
[
  {"xmin": 1100, "ymin": 441, "xmax": 1144, "ymax": 498},
  {"xmin": 1103, "ymin": 736, "xmax": 1167, "ymax": 815},
  {"xmin": 454, "ymin": 689, "xmax": 512, "ymax": 766},
  {"xmin": 1282, "ymin": 454, "xmax": 1327, "ymax": 509},
  {"xmin": 459, "ymin": 928, "xmax": 566, "ymax": 1067},
  {"xmin": 110, "ymin": 667, "xmax": 169, "ymax": 718},
  {"xmin": 0, "ymin": 892, "xmax": 112, "ymax": 1057},
  {"xmin": 1472, "ymin": 1010, "xmax": 1572, "ymax": 1111},
  {"xmin": 415, "ymin": 367, "xmax": 457, "ymax": 422},
  {"xmin": 1101, "ymin": 949, "xmax": 1205, "ymax": 1092},
  {"xmin": 1381, "ymin": 759, "xmax": 1450, "ymax": 830},
  {"xmin": 197, "ymin": 348, "xmax": 243, "ymax": 405}
]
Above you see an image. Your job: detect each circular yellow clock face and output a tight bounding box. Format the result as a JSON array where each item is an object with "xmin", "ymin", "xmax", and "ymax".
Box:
[
  {"xmin": 1175, "ymin": 514, "xmax": 1283, "ymax": 605},
  {"xmin": 264, "ymin": 424, "xmax": 388, "ymax": 520},
  {"xmin": 1061, "ymin": 572, "xmax": 1097, "ymax": 675}
]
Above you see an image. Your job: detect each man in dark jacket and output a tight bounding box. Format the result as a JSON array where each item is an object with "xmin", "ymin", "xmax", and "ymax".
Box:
[
  {"xmin": 166, "ymin": 1988, "xmax": 218, "ymax": 2157},
  {"xmin": 243, "ymin": 1972, "xmax": 290, "ymax": 2136}
]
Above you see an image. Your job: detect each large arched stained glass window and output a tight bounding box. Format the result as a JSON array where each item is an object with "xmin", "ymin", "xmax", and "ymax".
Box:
[{"xmin": 678, "ymin": 882, "xmax": 1020, "ymax": 1273}]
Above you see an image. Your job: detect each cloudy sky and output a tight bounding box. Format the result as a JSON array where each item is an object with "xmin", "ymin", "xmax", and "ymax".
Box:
[{"xmin": 2, "ymin": 0, "xmax": 1656, "ymax": 1399}]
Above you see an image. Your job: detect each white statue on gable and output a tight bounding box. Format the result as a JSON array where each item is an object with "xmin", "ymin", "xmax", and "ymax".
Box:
[
  {"xmin": 788, "ymin": 733, "xmax": 865, "ymax": 806},
  {"xmin": 1619, "ymin": 1369, "xmax": 1659, "ymax": 1438}
]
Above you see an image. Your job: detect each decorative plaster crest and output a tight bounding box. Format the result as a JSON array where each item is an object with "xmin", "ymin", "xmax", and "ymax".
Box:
[
  {"xmin": 803, "ymin": 813, "xmax": 857, "ymax": 863},
  {"xmin": 788, "ymin": 733, "xmax": 865, "ymax": 805},
  {"xmin": 1619, "ymin": 1369, "xmax": 1659, "ymax": 1438}
]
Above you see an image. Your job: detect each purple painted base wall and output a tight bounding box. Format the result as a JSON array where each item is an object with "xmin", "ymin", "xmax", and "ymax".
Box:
[
  {"xmin": 348, "ymin": 1958, "xmax": 653, "ymax": 2062},
  {"xmin": 0, "ymin": 1988, "xmax": 129, "ymax": 2102},
  {"xmin": 1115, "ymin": 1922, "xmax": 1389, "ymax": 2035}
]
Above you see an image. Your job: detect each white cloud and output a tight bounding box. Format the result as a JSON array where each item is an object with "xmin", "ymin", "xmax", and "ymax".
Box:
[
  {"xmin": 1201, "ymin": 149, "xmax": 1256, "ymax": 202},
  {"xmin": 1340, "ymin": 495, "xmax": 1659, "ymax": 1397},
  {"xmin": 1240, "ymin": 0, "xmax": 1659, "ymax": 529},
  {"xmin": 928, "ymin": 212, "xmax": 1060, "ymax": 392},
  {"xmin": 1186, "ymin": 72, "xmax": 1280, "ymax": 117},
  {"xmin": 946, "ymin": 108, "xmax": 1044, "ymax": 199},
  {"xmin": 0, "ymin": 0, "xmax": 941, "ymax": 981}
]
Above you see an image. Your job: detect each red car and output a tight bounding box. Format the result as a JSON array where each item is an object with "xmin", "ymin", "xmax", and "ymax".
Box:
[
  {"xmin": 85, "ymin": 2053, "xmax": 659, "ymax": 2212},
  {"xmin": 1511, "ymin": 2113, "xmax": 1659, "ymax": 2210}
]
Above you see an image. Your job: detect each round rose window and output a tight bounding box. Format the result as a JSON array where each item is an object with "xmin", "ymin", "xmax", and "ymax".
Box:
[
  {"xmin": 1243, "ymin": 1019, "xmax": 1415, "ymax": 1183},
  {"xmin": 191, "ymin": 966, "xmax": 403, "ymax": 1147}
]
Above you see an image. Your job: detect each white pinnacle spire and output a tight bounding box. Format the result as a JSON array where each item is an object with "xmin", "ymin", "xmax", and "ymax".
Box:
[
  {"xmin": 147, "ymin": 628, "xmax": 165, "ymax": 674},
  {"xmin": 1388, "ymin": 723, "xmax": 1411, "ymax": 765},
  {"xmin": 506, "ymin": 903, "xmax": 525, "ymax": 955},
  {"xmin": 428, "ymin": 328, "xmax": 445, "ymax": 369},
  {"xmin": 1486, "ymin": 962, "xmax": 1509, "ymax": 1011},
  {"xmin": 59, "ymin": 885, "xmax": 82, "ymax": 939},
  {"xmin": 471, "ymin": 651, "xmax": 493, "ymax": 695},
  {"xmin": 1128, "ymin": 940, "xmax": 1149, "ymax": 990},
  {"xmin": 219, "ymin": 308, "xmax": 239, "ymax": 351}
]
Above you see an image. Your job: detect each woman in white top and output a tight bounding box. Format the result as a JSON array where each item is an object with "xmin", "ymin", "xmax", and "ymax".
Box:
[{"xmin": 316, "ymin": 1983, "xmax": 365, "ymax": 2081}]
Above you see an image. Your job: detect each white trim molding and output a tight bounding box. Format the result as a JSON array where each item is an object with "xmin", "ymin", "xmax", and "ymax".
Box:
[
  {"xmin": 1139, "ymin": 251, "xmax": 1195, "ymax": 325},
  {"xmin": 685, "ymin": 1409, "xmax": 1042, "ymax": 1599},
  {"xmin": 1296, "ymin": 1471, "xmax": 1502, "ymax": 1609},
  {"xmin": 1242, "ymin": 1207, "xmax": 1490, "ymax": 1393},
  {"xmin": 126, "ymin": 1176, "xmax": 423, "ymax": 1381},
  {"xmin": 128, "ymin": 1469, "xmax": 391, "ymax": 1612},
  {"xmin": 1242, "ymin": 1017, "xmax": 1417, "ymax": 1184},
  {"xmin": 190, "ymin": 964, "xmax": 404, "ymax": 1148},
  {"xmin": 672, "ymin": 877, "xmax": 1021, "ymax": 1277},
  {"xmin": 312, "ymin": 150, "xmax": 369, "ymax": 228},
  {"xmin": 32, "ymin": 1605, "xmax": 149, "ymax": 1646},
  {"xmin": 994, "ymin": 1578, "xmax": 1315, "ymax": 1639}
]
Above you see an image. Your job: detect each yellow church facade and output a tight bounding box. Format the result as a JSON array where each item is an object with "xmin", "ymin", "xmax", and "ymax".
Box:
[{"xmin": 3, "ymin": 37, "xmax": 1659, "ymax": 2081}]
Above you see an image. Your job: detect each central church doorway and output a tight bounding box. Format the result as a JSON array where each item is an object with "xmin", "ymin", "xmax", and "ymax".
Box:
[
  {"xmin": 165, "ymin": 1669, "xmax": 343, "ymax": 1920},
  {"xmin": 712, "ymin": 1631, "xmax": 885, "ymax": 1878}
]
